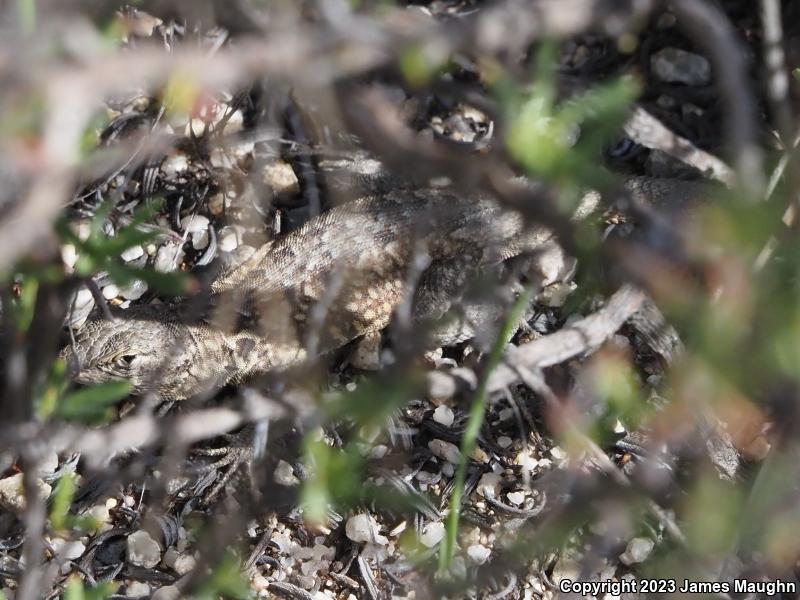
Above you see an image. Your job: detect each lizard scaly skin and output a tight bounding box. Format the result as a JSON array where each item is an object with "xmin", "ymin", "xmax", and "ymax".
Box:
[{"xmin": 60, "ymin": 177, "xmax": 709, "ymax": 401}]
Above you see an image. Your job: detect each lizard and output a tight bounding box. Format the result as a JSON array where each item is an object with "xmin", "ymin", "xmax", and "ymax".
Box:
[{"xmin": 59, "ymin": 175, "xmax": 710, "ymax": 403}]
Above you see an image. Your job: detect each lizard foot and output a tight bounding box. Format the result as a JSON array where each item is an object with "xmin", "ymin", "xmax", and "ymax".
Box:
[{"xmin": 191, "ymin": 426, "xmax": 257, "ymax": 504}]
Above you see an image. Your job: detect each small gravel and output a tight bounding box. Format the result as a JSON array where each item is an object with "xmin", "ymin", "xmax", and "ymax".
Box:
[
  {"xmin": 125, "ymin": 581, "xmax": 150, "ymax": 597},
  {"xmin": 127, "ymin": 530, "xmax": 162, "ymax": 568},
  {"xmin": 119, "ymin": 279, "xmax": 148, "ymax": 301},
  {"xmin": 651, "ymin": 47, "xmax": 711, "ymax": 86},
  {"xmin": 61, "ymin": 244, "xmax": 78, "ymax": 269},
  {"xmin": 150, "ymin": 585, "xmax": 180, "ymax": 600},
  {"xmin": 191, "ymin": 228, "xmax": 210, "ymax": 250},
  {"xmin": 466, "ymin": 544, "xmax": 491, "ymax": 565},
  {"xmin": 154, "ymin": 243, "xmax": 185, "ymax": 273},
  {"xmin": 428, "ymin": 439, "xmax": 462, "ymax": 464},
  {"xmin": 345, "ymin": 514, "xmax": 379, "ymax": 544},
  {"xmin": 620, "ymin": 537, "xmax": 655, "ymax": 565},
  {"xmin": 161, "ymin": 151, "xmax": 189, "ymax": 175},
  {"xmin": 182, "ymin": 214, "xmax": 209, "ymax": 233},
  {"xmin": 273, "ymin": 460, "xmax": 300, "ymax": 486},
  {"xmin": 506, "ymin": 491, "xmax": 525, "ymax": 506},
  {"xmin": 432, "ymin": 405, "xmax": 454, "ymax": 427},
  {"xmin": 419, "ymin": 521, "xmax": 445, "ymax": 548},
  {"xmin": 218, "ymin": 227, "xmax": 241, "ymax": 252},
  {"xmin": 0, "ymin": 473, "xmax": 51, "ymax": 513},
  {"xmin": 120, "ymin": 245, "xmax": 145, "ymax": 262},
  {"xmin": 102, "ymin": 284, "xmax": 119, "ymax": 299},
  {"xmin": 163, "ymin": 547, "xmax": 196, "ymax": 575},
  {"xmin": 67, "ymin": 287, "xmax": 95, "ymax": 327},
  {"xmin": 51, "ymin": 538, "xmax": 86, "ymax": 561}
]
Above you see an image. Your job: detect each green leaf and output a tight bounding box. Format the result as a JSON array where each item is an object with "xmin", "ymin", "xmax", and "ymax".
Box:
[
  {"xmin": 398, "ymin": 44, "xmax": 440, "ymax": 88},
  {"xmin": 64, "ymin": 577, "xmax": 115, "ymax": 600},
  {"xmin": 322, "ymin": 373, "xmax": 419, "ymax": 426},
  {"xmin": 50, "ymin": 473, "xmax": 77, "ymax": 531},
  {"xmin": 55, "ymin": 380, "xmax": 132, "ymax": 423},
  {"xmin": 300, "ymin": 438, "xmax": 363, "ymax": 525},
  {"xmin": 15, "ymin": 276, "xmax": 38, "ymax": 332},
  {"xmin": 79, "ymin": 112, "xmax": 111, "ymax": 158},
  {"xmin": 503, "ymin": 43, "xmax": 638, "ymax": 189},
  {"xmin": 36, "ymin": 359, "xmax": 68, "ymax": 419},
  {"xmin": 195, "ymin": 553, "xmax": 250, "ymax": 600},
  {"xmin": 683, "ymin": 471, "xmax": 743, "ymax": 554}
]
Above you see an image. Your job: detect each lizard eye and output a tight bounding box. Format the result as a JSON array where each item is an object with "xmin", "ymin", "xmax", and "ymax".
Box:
[{"xmin": 115, "ymin": 354, "xmax": 136, "ymax": 368}]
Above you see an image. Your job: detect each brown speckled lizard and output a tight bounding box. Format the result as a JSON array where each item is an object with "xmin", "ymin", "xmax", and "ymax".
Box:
[{"xmin": 60, "ymin": 176, "xmax": 708, "ymax": 402}]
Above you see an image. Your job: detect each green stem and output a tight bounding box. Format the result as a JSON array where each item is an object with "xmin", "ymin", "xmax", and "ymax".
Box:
[{"xmin": 438, "ymin": 286, "xmax": 534, "ymax": 572}]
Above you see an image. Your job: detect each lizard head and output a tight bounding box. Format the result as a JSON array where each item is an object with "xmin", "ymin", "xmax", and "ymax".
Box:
[{"xmin": 59, "ymin": 305, "xmax": 204, "ymax": 401}]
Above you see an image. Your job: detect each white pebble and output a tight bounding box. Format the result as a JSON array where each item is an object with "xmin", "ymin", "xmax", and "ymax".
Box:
[
  {"xmin": 419, "ymin": 521, "xmax": 445, "ymax": 548},
  {"xmin": 515, "ymin": 449, "xmax": 540, "ymax": 476},
  {"xmin": 432, "ymin": 405, "xmax": 454, "ymax": 427},
  {"xmin": 497, "ymin": 436, "xmax": 512, "ymax": 449},
  {"xmin": 73, "ymin": 220, "xmax": 91, "ymax": 242},
  {"xmin": 620, "ymin": 537, "xmax": 654, "ymax": 565},
  {"xmin": 61, "ymin": 244, "xmax": 78, "ymax": 269},
  {"xmin": 232, "ymin": 140, "xmax": 255, "ymax": 161},
  {"xmin": 262, "ymin": 160, "xmax": 299, "ymax": 195},
  {"xmin": 251, "ymin": 573, "xmax": 269, "ymax": 592},
  {"xmin": 466, "ymin": 544, "xmax": 491, "ymax": 564},
  {"xmin": 102, "ymin": 284, "xmax": 119, "ymax": 300},
  {"xmin": 154, "ymin": 244, "xmax": 185, "ymax": 273},
  {"xmin": 63, "ymin": 540, "xmax": 86, "ymax": 560},
  {"xmin": 185, "ymin": 118, "xmax": 208, "ymax": 138},
  {"xmin": 219, "ymin": 109, "xmax": 244, "ymax": 134},
  {"xmin": 182, "ymin": 214, "xmax": 209, "ymax": 234},
  {"xmin": 0, "ymin": 473, "xmax": 51, "ymax": 513},
  {"xmin": 120, "ymin": 245, "xmax": 144, "ymax": 262},
  {"xmin": 273, "ymin": 460, "xmax": 300, "ymax": 486},
  {"xmin": 345, "ymin": 514, "xmax": 373, "ymax": 544},
  {"xmin": 370, "ymin": 444, "xmax": 388, "ymax": 459},
  {"xmin": 218, "ymin": 227, "xmax": 240, "ymax": 253},
  {"xmin": 506, "ymin": 491, "xmax": 525, "ymax": 506},
  {"xmin": 151, "ymin": 585, "xmax": 180, "ymax": 600},
  {"xmin": 126, "ymin": 581, "xmax": 150, "ymax": 597},
  {"xmin": 73, "ymin": 287, "xmax": 93, "ymax": 308},
  {"xmin": 161, "ymin": 152, "xmax": 189, "ymax": 175},
  {"xmin": 428, "ymin": 439, "xmax": 462, "ymax": 464},
  {"xmin": 163, "ymin": 547, "xmax": 196, "ymax": 575},
  {"xmin": 127, "ymin": 530, "xmax": 162, "ymax": 568},
  {"xmin": 191, "ymin": 228, "xmax": 209, "ymax": 250},
  {"xmin": 477, "ymin": 472, "xmax": 501, "ymax": 499},
  {"xmin": 86, "ymin": 504, "xmax": 111, "ymax": 529},
  {"xmin": 37, "ymin": 451, "xmax": 59, "ymax": 476},
  {"xmin": 51, "ymin": 538, "xmax": 86, "ymax": 561},
  {"xmin": 209, "ymin": 148, "xmax": 234, "ymax": 169},
  {"xmin": 119, "ymin": 279, "xmax": 148, "ymax": 301}
]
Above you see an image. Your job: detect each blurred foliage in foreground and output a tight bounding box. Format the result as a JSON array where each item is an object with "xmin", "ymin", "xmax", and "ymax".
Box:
[{"xmin": 2, "ymin": 2, "xmax": 799, "ymax": 598}]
